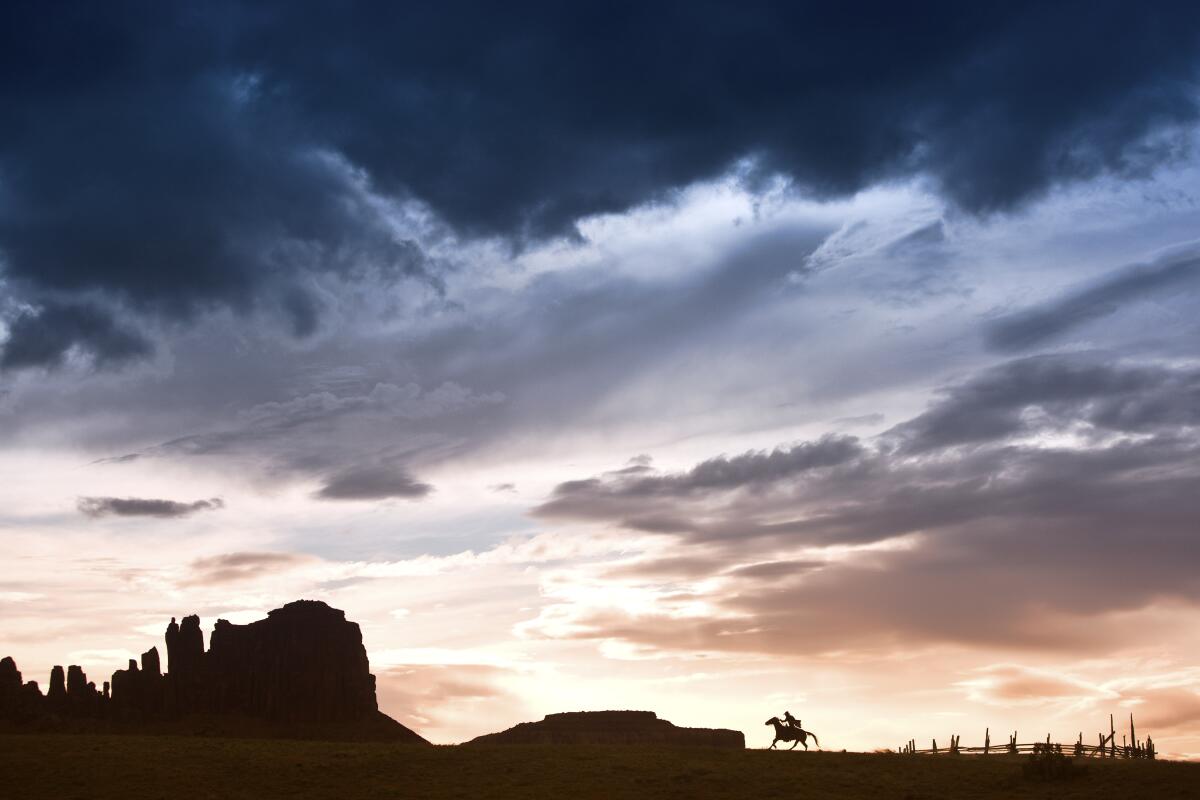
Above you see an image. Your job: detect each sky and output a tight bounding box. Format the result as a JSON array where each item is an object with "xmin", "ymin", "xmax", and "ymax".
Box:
[{"xmin": 3, "ymin": 1, "xmax": 1200, "ymax": 754}]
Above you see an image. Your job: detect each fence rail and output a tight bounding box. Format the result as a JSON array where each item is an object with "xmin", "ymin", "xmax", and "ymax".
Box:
[{"xmin": 896, "ymin": 714, "xmax": 1156, "ymax": 760}]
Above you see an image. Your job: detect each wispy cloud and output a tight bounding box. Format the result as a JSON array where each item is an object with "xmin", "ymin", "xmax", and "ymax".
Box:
[
  {"xmin": 77, "ymin": 496, "xmax": 225, "ymax": 519},
  {"xmin": 987, "ymin": 248, "xmax": 1200, "ymax": 351},
  {"xmin": 184, "ymin": 551, "xmax": 314, "ymax": 586}
]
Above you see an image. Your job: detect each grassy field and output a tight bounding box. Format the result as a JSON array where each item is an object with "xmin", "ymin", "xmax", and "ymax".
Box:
[{"xmin": 2, "ymin": 734, "xmax": 1199, "ymax": 800}]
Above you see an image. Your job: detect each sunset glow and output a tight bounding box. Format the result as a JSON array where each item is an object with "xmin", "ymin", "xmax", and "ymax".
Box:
[{"xmin": 3, "ymin": 2, "xmax": 1200, "ymax": 761}]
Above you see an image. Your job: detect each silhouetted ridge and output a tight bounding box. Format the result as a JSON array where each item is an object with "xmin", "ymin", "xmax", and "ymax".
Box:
[
  {"xmin": 0, "ymin": 600, "xmax": 427, "ymax": 743},
  {"xmin": 467, "ymin": 710, "xmax": 744, "ymax": 748}
]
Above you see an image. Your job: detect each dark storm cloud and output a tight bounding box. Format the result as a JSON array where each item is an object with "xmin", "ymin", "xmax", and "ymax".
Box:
[
  {"xmin": 0, "ymin": 2, "xmax": 434, "ymax": 369},
  {"xmin": 532, "ymin": 354, "xmax": 1200, "ymax": 653},
  {"xmin": 0, "ymin": 301, "xmax": 151, "ymax": 369},
  {"xmin": 314, "ymin": 465, "xmax": 433, "ymax": 501},
  {"xmin": 77, "ymin": 495, "xmax": 224, "ymax": 519},
  {"xmin": 3, "ymin": 2, "xmax": 1200, "ymax": 367},
  {"xmin": 228, "ymin": 1, "xmax": 1200, "ymax": 230},
  {"xmin": 986, "ymin": 249, "xmax": 1200, "ymax": 352}
]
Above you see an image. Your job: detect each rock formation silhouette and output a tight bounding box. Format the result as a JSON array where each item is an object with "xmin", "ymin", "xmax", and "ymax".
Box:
[
  {"xmin": 0, "ymin": 600, "xmax": 426, "ymax": 743},
  {"xmin": 467, "ymin": 710, "xmax": 744, "ymax": 748}
]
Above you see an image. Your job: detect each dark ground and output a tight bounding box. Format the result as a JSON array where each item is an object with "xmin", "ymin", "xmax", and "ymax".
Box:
[{"xmin": 2, "ymin": 734, "xmax": 1199, "ymax": 800}]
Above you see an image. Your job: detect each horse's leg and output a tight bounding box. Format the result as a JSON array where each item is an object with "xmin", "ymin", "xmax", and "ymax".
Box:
[
  {"xmin": 769, "ymin": 738, "xmax": 778, "ymax": 749},
  {"xmin": 802, "ymin": 740, "xmax": 809, "ymax": 751},
  {"xmin": 789, "ymin": 740, "xmax": 798, "ymax": 750}
]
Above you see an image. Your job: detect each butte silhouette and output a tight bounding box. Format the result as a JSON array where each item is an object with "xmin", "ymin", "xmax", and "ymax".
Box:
[
  {"xmin": 467, "ymin": 710, "xmax": 744, "ymax": 747},
  {"xmin": 0, "ymin": 600, "xmax": 427, "ymax": 743}
]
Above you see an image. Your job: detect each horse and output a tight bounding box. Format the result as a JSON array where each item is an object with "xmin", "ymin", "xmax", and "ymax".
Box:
[{"xmin": 765, "ymin": 717, "xmax": 820, "ymax": 750}]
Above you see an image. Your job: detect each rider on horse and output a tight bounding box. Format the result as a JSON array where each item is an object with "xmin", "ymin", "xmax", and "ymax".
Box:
[{"xmin": 766, "ymin": 713, "xmax": 819, "ymax": 750}]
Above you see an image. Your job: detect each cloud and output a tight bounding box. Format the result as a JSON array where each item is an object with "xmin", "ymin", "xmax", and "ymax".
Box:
[
  {"xmin": 185, "ymin": 551, "xmax": 312, "ymax": 585},
  {"xmin": 886, "ymin": 354, "xmax": 1200, "ymax": 452},
  {"xmin": 1, "ymin": 301, "xmax": 152, "ymax": 369},
  {"xmin": 986, "ymin": 248, "xmax": 1200, "ymax": 351},
  {"xmin": 1135, "ymin": 688, "xmax": 1200, "ymax": 731},
  {"xmin": 959, "ymin": 665, "xmax": 1114, "ymax": 706},
  {"xmin": 605, "ymin": 555, "xmax": 736, "ymax": 581},
  {"xmin": 724, "ymin": 560, "xmax": 824, "ymax": 581},
  {"xmin": 151, "ymin": 380, "xmax": 502, "ymax": 459},
  {"xmin": 88, "ymin": 379, "xmax": 504, "ymax": 492},
  {"xmin": 0, "ymin": 4, "xmax": 436, "ymax": 370},
  {"xmin": 314, "ymin": 465, "xmax": 433, "ymax": 501},
  {"xmin": 374, "ymin": 664, "xmax": 527, "ymax": 743},
  {"xmin": 535, "ymin": 434, "xmax": 864, "ymax": 525},
  {"xmin": 883, "ymin": 220, "xmax": 947, "ymax": 256},
  {"xmin": 523, "ymin": 354, "xmax": 1200, "ymax": 655},
  {"xmin": 65, "ymin": 225, "xmax": 820, "ymax": 488},
  {"xmin": 77, "ymin": 496, "xmax": 225, "ymax": 519},
  {"xmin": 959, "ymin": 664, "xmax": 1200, "ymax": 737},
  {"xmin": 211, "ymin": 3, "xmax": 1200, "ymax": 230},
  {"xmin": 3, "ymin": 3, "xmax": 1199, "ymax": 366}
]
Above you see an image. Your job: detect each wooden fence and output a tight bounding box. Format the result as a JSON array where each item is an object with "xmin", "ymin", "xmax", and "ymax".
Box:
[{"xmin": 897, "ymin": 714, "xmax": 1155, "ymax": 760}]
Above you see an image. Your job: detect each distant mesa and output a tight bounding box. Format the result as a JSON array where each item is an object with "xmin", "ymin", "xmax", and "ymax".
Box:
[
  {"xmin": 0, "ymin": 600, "xmax": 427, "ymax": 743},
  {"xmin": 467, "ymin": 710, "xmax": 745, "ymax": 748}
]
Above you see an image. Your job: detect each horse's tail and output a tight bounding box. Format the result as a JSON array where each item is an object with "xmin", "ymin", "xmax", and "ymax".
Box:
[{"xmin": 810, "ymin": 731, "xmax": 820, "ymax": 748}]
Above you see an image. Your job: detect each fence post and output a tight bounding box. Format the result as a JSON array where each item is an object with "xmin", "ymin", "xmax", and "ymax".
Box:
[{"xmin": 984, "ymin": 727, "xmax": 990, "ymax": 755}]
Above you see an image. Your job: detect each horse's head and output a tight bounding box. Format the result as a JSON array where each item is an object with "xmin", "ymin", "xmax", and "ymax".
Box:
[{"xmin": 765, "ymin": 717, "xmax": 780, "ymax": 726}]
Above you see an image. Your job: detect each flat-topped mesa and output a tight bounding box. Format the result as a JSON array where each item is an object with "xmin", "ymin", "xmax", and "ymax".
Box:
[
  {"xmin": 467, "ymin": 710, "xmax": 746, "ymax": 748},
  {"xmin": 205, "ymin": 600, "xmax": 378, "ymax": 723}
]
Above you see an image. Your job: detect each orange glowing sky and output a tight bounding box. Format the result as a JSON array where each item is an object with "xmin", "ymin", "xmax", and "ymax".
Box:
[{"xmin": 3, "ymin": 2, "xmax": 1200, "ymax": 758}]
